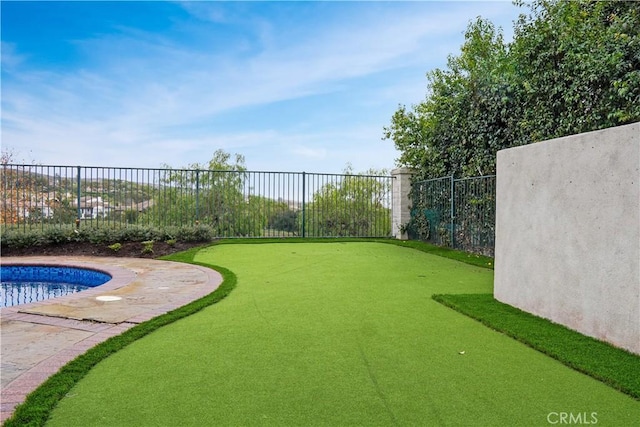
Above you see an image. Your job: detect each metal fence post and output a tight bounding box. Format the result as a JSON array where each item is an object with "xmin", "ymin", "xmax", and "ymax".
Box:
[
  {"xmin": 195, "ymin": 169, "xmax": 200, "ymax": 222},
  {"xmin": 302, "ymin": 171, "xmax": 306, "ymax": 238},
  {"xmin": 76, "ymin": 166, "xmax": 82, "ymax": 222},
  {"xmin": 450, "ymin": 175, "xmax": 455, "ymax": 249}
]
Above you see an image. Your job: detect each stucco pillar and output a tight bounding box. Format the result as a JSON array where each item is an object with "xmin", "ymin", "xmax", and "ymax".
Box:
[{"xmin": 391, "ymin": 168, "xmax": 415, "ymax": 240}]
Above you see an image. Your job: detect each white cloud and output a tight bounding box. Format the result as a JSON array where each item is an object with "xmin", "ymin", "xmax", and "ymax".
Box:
[
  {"xmin": 1, "ymin": 1, "xmax": 521, "ymax": 172},
  {"xmin": 292, "ymin": 146, "xmax": 327, "ymax": 160},
  {"xmin": 0, "ymin": 42, "xmax": 26, "ymax": 70}
]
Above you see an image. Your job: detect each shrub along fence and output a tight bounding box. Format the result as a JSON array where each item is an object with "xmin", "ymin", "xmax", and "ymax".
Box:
[
  {"xmin": 408, "ymin": 175, "xmax": 496, "ymax": 256},
  {"xmin": 1, "ymin": 164, "xmax": 392, "ymax": 239}
]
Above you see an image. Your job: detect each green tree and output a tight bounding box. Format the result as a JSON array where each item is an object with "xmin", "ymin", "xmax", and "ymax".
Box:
[
  {"xmin": 511, "ymin": 0, "xmax": 640, "ymax": 142},
  {"xmin": 385, "ymin": 0, "xmax": 640, "ymax": 179},
  {"xmin": 50, "ymin": 199, "xmax": 77, "ymax": 224},
  {"xmin": 305, "ymin": 166, "xmax": 391, "ymax": 237},
  {"xmin": 143, "ymin": 149, "xmax": 261, "ymax": 236},
  {"xmin": 384, "ymin": 18, "xmax": 513, "ymax": 179},
  {"xmin": 124, "ymin": 209, "xmax": 139, "ymax": 224},
  {"xmin": 269, "ymin": 209, "xmax": 299, "ymax": 235}
]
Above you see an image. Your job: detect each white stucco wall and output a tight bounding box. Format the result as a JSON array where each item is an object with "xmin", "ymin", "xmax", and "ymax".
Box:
[{"xmin": 494, "ymin": 123, "xmax": 640, "ymax": 355}]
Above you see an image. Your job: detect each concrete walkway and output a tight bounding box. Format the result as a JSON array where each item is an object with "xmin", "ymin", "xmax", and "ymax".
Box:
[{"xmin": 0, "ymin": 256, "xmax": 223, "ymax": 423}]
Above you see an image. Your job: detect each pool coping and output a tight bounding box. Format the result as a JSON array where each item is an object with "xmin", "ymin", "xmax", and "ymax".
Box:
[
  {"xmin": 1, "ymin": 260, "xmax": 138, "ymax": 313},
  {"xmin": 0, "ymin": 256, "xmax": 223, "ymax": 423}
]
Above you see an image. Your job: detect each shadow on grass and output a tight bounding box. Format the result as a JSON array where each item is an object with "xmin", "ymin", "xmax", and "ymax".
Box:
[{"xmin": 432, "ymin": 293, "xmax": 640, "ymax": 400}]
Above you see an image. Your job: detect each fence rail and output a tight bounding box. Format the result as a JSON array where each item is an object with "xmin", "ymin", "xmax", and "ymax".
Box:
[
  {"xmin": 1, "ymin": 164, "xmax": 393, "ymax": 239},
  {"xmin": 409, "ymin": 175, "xmax": 495, "ymax": 256}
]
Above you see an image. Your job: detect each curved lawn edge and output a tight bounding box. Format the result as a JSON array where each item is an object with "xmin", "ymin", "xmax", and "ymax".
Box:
[
  {"xmin": 432, "ymin": 293, "xmax": 640, "ymax": 400},
  {"xmin": 3, "ymin": 249, "xmax": 236, "ymax": 427},
  {"xmin": 2, "ymin": 240, "xmax": 489, "ymax": 427}
]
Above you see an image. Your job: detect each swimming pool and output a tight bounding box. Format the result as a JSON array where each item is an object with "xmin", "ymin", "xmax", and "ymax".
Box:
[{"xmin": 0, "ymin": 265, "xmax": 112, "ymax": 308}]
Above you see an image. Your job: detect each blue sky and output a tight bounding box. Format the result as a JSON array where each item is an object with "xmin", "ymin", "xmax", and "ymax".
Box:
[{"xmin": 2, "ymin": 1, "xmax": 522, "ymax": 173}]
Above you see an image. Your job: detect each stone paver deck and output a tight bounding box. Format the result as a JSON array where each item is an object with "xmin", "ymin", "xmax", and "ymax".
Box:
[{"xmin": 0, "ymin": 256, "xmax": 222, "ymax": 423}]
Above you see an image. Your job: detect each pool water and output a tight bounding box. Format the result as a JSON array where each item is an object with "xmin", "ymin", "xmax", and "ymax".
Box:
[{"xmin": 0, "ymin": 265, "xmax": 112, "ymax": 308}]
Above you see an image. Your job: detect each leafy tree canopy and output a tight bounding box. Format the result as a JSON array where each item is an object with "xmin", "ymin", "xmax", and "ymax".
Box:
[
  {"xmin": 384, "ymin": 0, "xmax": 640, "ymax": 180},
  {"xmin": 149, "ymin": 149, "xmax": 252, "ymax": 232},
  {"xmin": 306, "ymin": 164, "xmax": 391, "ymax": 237}
]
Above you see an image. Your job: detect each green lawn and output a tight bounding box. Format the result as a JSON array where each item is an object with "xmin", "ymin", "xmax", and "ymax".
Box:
[
  {"xmin": 433, "ymin": 293, "xmax": 640, "ymax": 399},
  {"xmin": 43, "ymin": 242, "xmax": 639, "ymax": 426}
]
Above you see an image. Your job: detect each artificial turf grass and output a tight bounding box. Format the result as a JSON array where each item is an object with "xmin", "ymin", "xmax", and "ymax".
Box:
[
  {"xmin": 3, "ymin": 251, "xmax": 236, "ymax": 427},
  {"xmin": 380, "ymin": 239, "xmax": 494, "ymax": 269},
  {"xmin": 213, "ymin": 237, "xmax": 495, "ymax": 270},
  {"xmin": 43, "ymin": 242, "xmax": 640, "ymax": 426},
  {"xmin": 2, "ymin": 238, "xmax": 416, "ymax": 427},
  {"xmin": 217, "ymin": 237, "xmax": 640, "ymax": 401},
  {"xmin": 6, "ymin": 240, "xmax": 640, "ymax": 425},
  {"xmin": 432, "ymin": 293, "xmax": 640, "ymax": 400}
]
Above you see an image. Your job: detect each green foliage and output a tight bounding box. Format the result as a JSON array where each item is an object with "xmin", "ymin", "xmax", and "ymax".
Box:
[
  {"xmin": 41, "ymin": 226, "xmax": 74, "ymax": 244},
  {"xmin": 85, "ymin": 227, "xmax": 114, "ymax": 244},
  {"xmin": 124, "ymin": 209, "xmax": 139, "ymax": 224},
  {"xmin": 170, "ymin": 224, "xmax": 214, "ymax": 242},
  {"xmin": 268, "ymin": 209, "xmax": 299, "ymax": 234},
  {"xmin": 305, "ymin": 166, "xmax": 391, "ymax": 237},
  {"xmin": 1, "ymin": 229, "xmax": 43, "ymax": 248},
  {"xmin": 115, "ymin": 225, "xmax": 156, "ymax": 242},
  {"xmin": 141, "ymin": 240, "xmax": 154, "ymax": 254},
  {"xmin": 511, "ymin": 0, "xmax": 640, "ymax": 140},
  {"xmin": 0, "ymin": 226, "xmax": 90, "ymax": 248},
  {"xmin": 148, "ymin": 149, "xmax": 263, "ymax": 236},
  {"xmin": 108, "ymin": 242, "xmax": 122, "ymax": 252},
  {"xmin": 384, "ymin": 17, "xmax": 511, "ymax": 179},
  {"xmin": 384, "ymin": 0, "xmax": 640, "ymax": 179},
  {"xmin": 50, "ymin": 199, "xmax": 77, "ymax": 224},
  {"xmin": 0, "ymin": 225, "xmax": 214, "ymax": 249}
]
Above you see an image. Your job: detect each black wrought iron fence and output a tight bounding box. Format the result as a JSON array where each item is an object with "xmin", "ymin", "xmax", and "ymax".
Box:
[
  {"xmin": 0, "ymin": 164, "xmax": 392, "ymax": 238},
  {"xmin": 409, "ymin": 175, "xmax": 495, "ymax": 256},
  {"xmin": 408, "ymin": 177, "xmax": 452, "ymax": 247}
]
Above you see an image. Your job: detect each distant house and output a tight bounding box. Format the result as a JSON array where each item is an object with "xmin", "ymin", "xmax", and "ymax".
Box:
[
  {"xmin": 3, "ymin": 196, "xmax": 55, "ymax": 222},
  {"xmin": 73, "ymin": 196, "xmax": 112, "ymax": 219},
  {"xmin": 113, "ymin": 199, "xmax": 155, "ymax": 214},
  {"xmin": 24, "ymin": 203, "xmax": 54, "ymax": 219}
]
